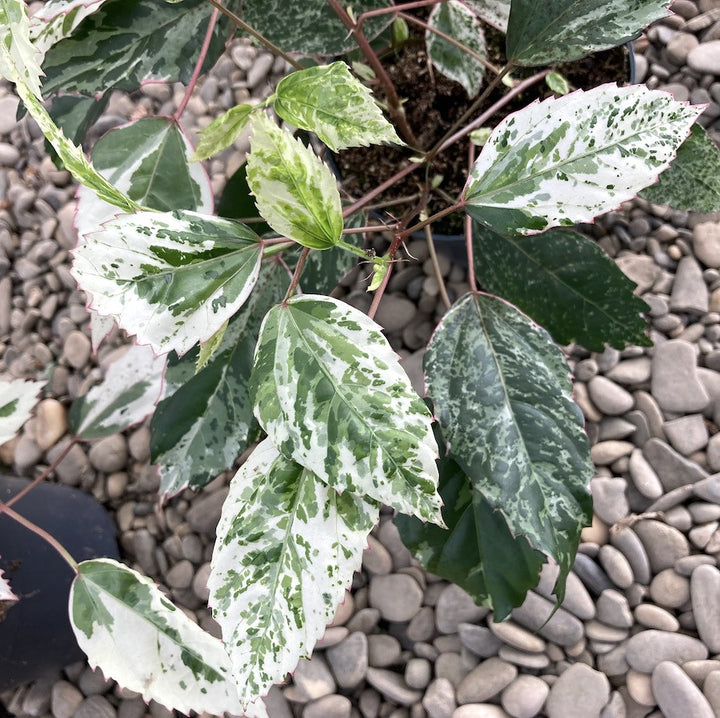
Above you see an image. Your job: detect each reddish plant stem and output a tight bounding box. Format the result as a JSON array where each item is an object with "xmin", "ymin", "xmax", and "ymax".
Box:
[
  {"xmin": 403, "ymin": 201, "xmax": 464, "ymax": 238},
  {"xmin": 438, "ymin": 69, "xmax": 550, "ymax": 153},
  {"xmin": 465, "ymin": 141, "xmax": 477, "ymax": 290},
  {"xmin": 342, "ymin": 161, "xmax": 423, "ymax": 218},
  {"xmin": 283, "ymin": 247, "xmax": 311, "ymax": 303},
  {"xmin": 326, "ymin": 0, "xmax": 419, "ymax": 147},
  {"xmin": 175, "ymin": 7, "xmax": 220, "ymax": 122},
  {"xmin": 357, "ymin": 0, "xmax": 447, "ymax": 24},
  {"xmin": 399, "ymin": 12, "xmax": 501, "ymax": 75},
  {"xmin": 205, "ymin": 0, "xmax": 304, "ymax": 71},
  {"xmin": 0, "ymin": 503, "xmax": 78, "ymax": 571},
  {"xmin": 2, "ymin": 438, "xmax": 77, "ymax": 511}
]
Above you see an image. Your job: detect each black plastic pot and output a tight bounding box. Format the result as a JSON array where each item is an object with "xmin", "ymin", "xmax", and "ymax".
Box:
[{"xmin": 0, "ymin": 476, "xmax": 120, "ymax": 691}]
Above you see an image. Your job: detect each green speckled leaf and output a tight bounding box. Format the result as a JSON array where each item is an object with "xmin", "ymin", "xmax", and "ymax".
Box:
[
  {"xmin": 506, "ymin": 0, "xmax": 670, "ymax": 66},
  {"xmin": 464, "ymin": 0, "xmax": 510, "ymax": 31},
  {"xmin": 70, "ymin": 558, "xmax": 267, "ymax": 717},
  {"xmin": 251, "ymin": 294, "xmax": 443, "ymax": 524},
  {"xmin": 395, "ymin": 455, "xmax": 545, "ymax": 620},
  {"xmin": 71, "ymin": 210, "xmax": 262, "ymax": 356},
  {"xmin": 464, "ymin": 85, "xmax": 701, "ymax": 235},
  {"xmin": 1, "ymin": 0, "xmax": 43, "ymax": 97},
  {"xmin": 151, "ymin": 263, "xmax": 288, "ymax": 497},
  {"xmin": 193, "ymin": 104, "xmax": 255, "ymax": 161},
  {"xmin": 41, "ymin": 0, "xmax": 228, "ymax": 95},
  {"xmin": 472, "ymin": 224, "xmax": 651, "ymax": 350},
  {"xmin": 208, "ymin": 438, "xmax": 378, "ymax": 702},
  {"xmin": 247, "ymin": 114, "xmax": 343, "ymax": 249},
  {"xmin": 426, "ymin": 1, "xmax": 487, "ymax": 98},
  {"xmin": 274, "ymin": 62, "xmax": 402, "ymax": 151},
  {"xmin": 69, "ymin": 344, "xmax": 165, "ymax": 440},
  {"xmin": 0, "ymin": 379, "xmax": 45, "ymax": 444},
  {"xmin": 28, "ymin": 0, "xmax": 107, "ymax": 55},
  {"xmin": 640, "ymin": 123, "xmax": 720, "ymax": 213},
  {"xmin": 232, "ymin": 0, "xmax": 390, "ymax": 54},
  {"xmin": 424, "ymin": 293, "xmax": 593, "ymax": 603}
]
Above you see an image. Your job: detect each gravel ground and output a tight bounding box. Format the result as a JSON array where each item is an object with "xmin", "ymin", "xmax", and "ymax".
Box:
[{"xmin": 5, "ymin": 2, "xmax": 720, "ymax": 717}]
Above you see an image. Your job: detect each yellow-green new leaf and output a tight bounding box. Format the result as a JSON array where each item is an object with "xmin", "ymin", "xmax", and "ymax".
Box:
[
  {"xmin": 274, "ymin": 62, "xmax": 403, "ymax": 151},
  {"xmin": 193, "ymin": 103, "xmax": 254, "ymax": 161},
  {"xmin": 251, "ymin": 295, "xmax": 443, "ymax": 524},
  {"xmin": 246, "ymin": 114, "xmax": 343, "ymax": 249},
  {"xmin": 70, "ymin": 558, "xmax": 268, "ymax": 717},
  {"xmin": 209, "ymin": 438, "xmax": 379, "ymax": 702}
]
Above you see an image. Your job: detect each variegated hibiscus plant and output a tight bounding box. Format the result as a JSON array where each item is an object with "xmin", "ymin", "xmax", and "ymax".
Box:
[{"xmin": 1, "ymin": 0, "xmax": 719, "ymax": 714}]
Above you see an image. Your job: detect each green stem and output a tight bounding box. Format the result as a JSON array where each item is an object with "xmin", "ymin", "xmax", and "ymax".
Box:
[
  {"xmin": 400, "ymin": 12, "xmax": 502, "ymax": 75},
  {"xmin": 337, "ymin": 238, "xmax": 376, "ymax": 260},
  {"xmin": 174, "ymin": 7, "xmax": 219, "ymax": 121},
  {"xmin": 326, "ymin": 0, "xmax": 419, "ymax": 147},
  {"xmin": 262, "ymin": 240, "xmax": 295, "ymax": 258},
  {"xmin": 0, "ymin": 503, "xmax": 78, "ymax": 572},
  {"xmin": 205, "ymin": 0, "xmax": 304, "ymax": 71}
]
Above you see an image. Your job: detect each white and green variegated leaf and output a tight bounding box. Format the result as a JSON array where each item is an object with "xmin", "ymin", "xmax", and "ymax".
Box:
[
  {"xmin": 426, "ymin": 1, "xmax": 487, "ymax": 98},
  {"xmin": 464, "ymin": 0, "xmax": 510, "ymax": 32},
  {"xmin": 247, "ymin": 114, "xmax": 343, "ymax": 249},
  {"xmin": 424, "ymin": 293, "xmax": 593, "ymax": 603},
  {"xmin": 274, "ymin": 62, "xmax": 403, "ymax": 151},
  {"xmin": 0, "ymin": 562, "xmax": 17, "ymax": 602},
  {"xmin": 0, "ymin": 3, "xmax": 136, "ymax": 213},
  {"xmin": 464, "ymin": 84, "xmax": 701, "ymax": 235},
  {"xmin": 193, "ymin": 104, "xmax": 255, "ymax": 161},
  {"xmin": 68, "ymin": 344, "xmax": 165, "ymax": 440},
  {"xmin": 209, "ymin": 438, "xmax": 379, "ymax": 702},
  {"xmin": 71, "ymin": 210, "xmax": 263, "ymax": 356},
  {"xmin": 69, "ymin": 558, "xmax": 268, "ymax": 717},
  {"xmin": 251, "ymin": 295, "xmax": 443, "ymax": 524},
  {"xmin": 0, "ymin": 379, "xmax": 45, "ymax": 445},
  {"xmin": 506, "ymin": 0, "xmax": 671, "ymax": 66},
  {"xmin": 151, "ymin": 263, "xmax": 288, "ymax": 497},
  {"xmin": 640, "ymin": 123, "xmax": 720, "ymax": 213},
  {"xmin": 74, "ymin": 117, "xmax": 213, "ymax": 349},
  {"xmin": 28, "ymin": 0, "xmax": 107, "ymax": 55},
  {"xmin": 40, "ymin": 0, "xmax": 228, "ymax": 96},
  {"xmin": 0, "ymin": 0, "xmax": 43, "ymax": 97}
]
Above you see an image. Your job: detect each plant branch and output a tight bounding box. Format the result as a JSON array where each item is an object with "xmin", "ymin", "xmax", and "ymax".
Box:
[
  {"xmin": 283, "ymin": 247, "xmax": 311, "ymax": 302},
  {"xmin": 342, "ymin": 161, "xmax": 423, "ymax": 218},
  {"xmin": 326, "ymin": 0, "xmax": 419, "ymax": 147},
  {"xmin": 0, "ymin": 503, "xmax": 78, "ymax": 571},
  {"xmin": 357, "ymin": 0, "xmax": 447, "ymax": 25},
  {"xmin": 400, "ymin": 12, "xmax": 502, "ymax": 75},
  {"xmin": 342, "ymin": 224, "xmax": 398, "ymax": 234},
  {"xmin": 465, "ymin": 141, "xmax": 477, "ymax": 290},
  {"xmin": 424, "ymin": 223, "xmax": 452, "ymax": 310},
  {"xmin": 403, "ymin": 200, "xmax": 464, "ymax": 237},
  {"xmin": 426, "ymin": 62, "xmax": 514, "ymax": 161},
  {"xmin": 3, "ymin": 438, "xmax": 77, "ymax": 511},
  {"xmin": 205, "ymin": 0, "xmax": 304, "ymax": 71},
  {"xmin": 438, "ymin": 69, "xmax": 550, "ymax": 153},
  {"xmin": 175, "ymin": 7, "xmax": 220, "ymax": 121}
]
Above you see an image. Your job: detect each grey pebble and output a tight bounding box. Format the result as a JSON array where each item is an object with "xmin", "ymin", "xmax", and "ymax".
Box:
[
  {"xmin": 365, "ymin": 667, "xmax": 423, "ymax": 706},
  {"xmin": 702, "ymin": 671, "xmax": 720, "ymax": 716},
  {"xmin": 626, "ymin": 630, "xmax": 708, "ymax": 672},
  {"xmin": 573, "ymin": 552, "xmax": 615, "ymax": 595},
  {"xmin": 688, "ymin": 39, "xmax": 720, "ymax": 74},
  {"xmin": 634, "ymin": 603, "xmax": 680, "ymax": 631},
  {"xmin": 629, "ymin": 448, "xmax": 664, "ymax": 499},
  {"xmin": 596, "ymin": 589, "xmax": 633, "ymax": 628},
  {"xmin": 590, "ymin": 440, "xmax": 635, "ymax": 466},
  {"xmin": 369, "ymin": 573, "xmax": 423, "ymax": 622},
  {"xmin": 367, "ymin": 634, "xmax": 401, "ymax": 668},
  {"xmin": 670, "ymin": 256, "xmax": 708, "ymax": 314},
  {"xmin": 456, "ymin": 658, "xmax": 517, "ymax": 704},
  {"xmin": 652, "ymin": 661, "xmax": 715, "ymax": 718},
  {"xmin": 487, "ymin": 615, "xmax": 545, "ymax": 653},
  {"xmin": 649, "ymin": 568, "xmax": 690, "ymax": 609},
  {"xmin": 74, "ymin": 695, "xmax": 116, "ymax": 718},
  {"xmin": 634, "ymin": 519, "xmax": 690, "ymax": 573},
  {"xmin": 186, "ymin": 487, "xmax": 228, "ymax": 536},
  {"xmin": 458, "ymin": 623, "xmax": 503, "ymax": 658},
  {"xmin": 642, "ymin": 437, "xmax": 708, "ymax": 491},
  {"xmin": 88, "ymin": 434, "xmax": 128, "ymax": 473},
  {"xmin": 663, "ymin": 414, "xmax": 709, "ymax": 455},
  {"xmin": 500, "ymin": 674, "xmax": 549, "ymax": 718},
  {"xmin": 363, "ymin": 535, "xmax": 393, "ymax": 575},
  {"xmin": 693, "ymin": 473, "xmax": 720, "ymax": 502},
  {"xmin": 535, "ymin": 563, "xmax": 596, "ymax": 620},
  {"xmin": 436, "ymin": 584, "xmax": 488, "ymax": 634},
  {"xmin": 511, "ymin": 591, "xmax": 584, "ymax": 646},
  {"xmin": 303, "ymin": 694, "xmax": 351, "ymax": 718},
  {"xmin": 452, "ymin": 705, "xmax": 511, "ymax": 718},
  {"xmin": 545, "ymin": 663, "xmax": 610, "ymax": 718},
  {"xmin": 63, "ymin": 329, "xmax": 91, "ymax": 369},
  {"xmin": 598, "ymin": 544, "xmax": 635, "ymax": 589},
  {"xmin": 652, "ymin": 341, "xmax": 709, "ymax": 413},
  {"xmin": 591, "ymin": 477, "xmax": 630, "ymax": 524},
  {"xmin": 588, "ymin": 376, "xmax": 635, "ymax": 415},
  {"xmin": 605, "ymin": 357, "xmax": 652, "ymax": 385},
  {"xmin": 405, "ymin": 658, "xmax": 432, "ymax": 689},
  {"xmin": 51, "ymin": 680, "xmax": 84, "ymax": 718},
  {"xmin": 610, "ymin": 524, "xmax": 652, "ymax": 585},
  {"xmin": 691, "ymin": 564, "xmax": 720, "ymax": 653},
  {"xmin": 497, "ymin": 646, "xmax": 550, "ymax": 670},
  {"xmin": 292, "ymin": 655, "xmax": 336, "ymax": 701},
  {"xmin": 423, "ymin": 678, "xmax": 457, "ymax": 718},
  {"xmin": 0, "ymin": 94, "xmax": 19, "ymax": 135},
  {"xmin": 407, "ymin": 605, "xmax": 436, "ymax": 642}
]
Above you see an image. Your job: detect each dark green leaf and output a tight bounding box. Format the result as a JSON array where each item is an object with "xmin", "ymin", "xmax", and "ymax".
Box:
[
  {"xmin": 424, "ymin": 293, "xmax": 593, "ymax": 604},
  {"xmin": 640, "ymin": 123, "xmax": 720, "ymax": 212},
  {"xmin": 151, "ymin": 263, "xmax": 288, "ymax": 496},
  {"xmin": 472, "ymin": 224, "xmax": 651, "ymax": 350},
  {"xmin": 396, "ymin": 455, "xmax": 545, "ymax": 620},
  {"xmin": 41, "ymin": 0, "xmax": 229, "ymax": 95},
  {"xmin": 506, "ymin": 0, "xmax": 670, "ymax": 66},
  {"xmin": 230, "ymin": 0, "xmax": 390, "ymax": 54}
]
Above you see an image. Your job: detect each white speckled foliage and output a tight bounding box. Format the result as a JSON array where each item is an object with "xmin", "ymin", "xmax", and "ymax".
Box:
[
  {"xmin": 72, "ymin": 210, "xmax": 263, "ymax": 356},
  {"xmin": 0, "ymin": 379, "xmax": 45, "ymax": 445},
  {"xmin": 274, "ymin": 62, "xmax": 403, "ymax": 151},
  {"xmin": 209, "ymin": 438, "xmax": 378, "ymax": 702},
  {"xmin": 251, "ymin": 294, "xmax": 443, "ymax": 524},
  {"xmin": 70, "ymin": 559, "xmax": 267, "ymax": 717},
  {"xmin": 28, "ymin": 0, "xmax": 107, "ymax": 55},
  {"xmin": 465, "ymin": 84, "xmax": 701, "ymax": 235},
  {"xmin": 424, "ymin": 293, "xmax": 593, "ymax": 599},
  {"xmin": 246, "ymin": 113, "xmax": 343, "ymax": 249},
  {"xmin": 0, "ymin": 562, "xmax": 16, "ymax": 602},
  {"xmin": 465, "ymin": 0, "xmax": 510, "ymax": 32}
]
